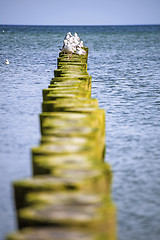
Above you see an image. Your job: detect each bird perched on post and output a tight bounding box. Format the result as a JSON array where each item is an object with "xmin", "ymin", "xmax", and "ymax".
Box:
[
  {"xmin": 76, "ymin": 46, "xmax": 86, "ymax": 55},
  {"xmin": 74, "ymin": 32, "xmax": 80, "ymax": 42},
  {"xmin": 60, "ymin": 32, "xmax": 86, "ymax": 57},
  {"xmin": 64, "ymin": 32, "xmax": 72, "ymax": 40},
  {"xmin": 61, "ymin": 40, "xmax": 75, "ymax": 58}
]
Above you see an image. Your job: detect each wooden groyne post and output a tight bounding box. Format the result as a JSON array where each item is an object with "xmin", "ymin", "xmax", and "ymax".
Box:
[{"xmin": 6, "ymin": 46, "xmax": 117, "ymax": 240}]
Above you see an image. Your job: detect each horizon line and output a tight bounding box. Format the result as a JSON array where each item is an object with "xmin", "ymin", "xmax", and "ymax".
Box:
[{"xmin": 0, "ymin": 23, "xmax": 160, "ymax": 27}]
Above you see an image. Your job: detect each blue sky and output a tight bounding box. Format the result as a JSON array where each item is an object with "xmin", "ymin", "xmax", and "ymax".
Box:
[{"xmin": 0, "ymin": 0, "xmax": 160, "ymax": 25}]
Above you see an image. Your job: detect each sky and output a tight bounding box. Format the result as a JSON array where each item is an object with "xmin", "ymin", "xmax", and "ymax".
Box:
[{"xmin": 0, "ymin": 0, "xmax": 160, "ymax": 25}]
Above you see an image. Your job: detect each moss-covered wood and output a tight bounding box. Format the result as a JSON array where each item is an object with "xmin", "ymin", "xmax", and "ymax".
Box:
[
  {"xmin": 14, "ymin": 166, "xmax": 111, "ymax": 210},
  {"xmin": 48, "ymin": 80, "xmax": 89, "ymax": 90},
  {"xmin": 18, "ymin": 194, "xmax": 115, "ymax": 230},
  {"xmin": 43, "ymin": 88, "xmax": 91, "ymax": 101},
  {"xmin": 7, "ymin": 224, "xmax": 116, "ymax": 240},
  {"xmin": 50, "ymin": 76, "xmax": 92, "ymax": 90},
  {"xmin": 42, "ymin": 98, "xmax": 98, "ymax": 113},
  {"xmin": 6, "ymin": 44, "xmax": 117, "ymax": 240}
]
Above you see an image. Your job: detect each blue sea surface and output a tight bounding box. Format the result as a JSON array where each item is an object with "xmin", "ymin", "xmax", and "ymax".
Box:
[{"xmin": 0, "ymin": 25, "xmax": 160, "ymax": 240}]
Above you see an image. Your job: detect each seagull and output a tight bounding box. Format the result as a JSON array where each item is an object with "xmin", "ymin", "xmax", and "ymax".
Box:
[
  {"xmin": 60, "ymin": 32, "xmax": 85, "ymax": 57},
  {"xmin": 61, "ymin": 41, "xmax": 75, "ymax": 58},
  {"xmin": 67, "ymin": 36, "xmax": 74, "ymax": 44},
  {"xmin": 77, "ymin": 40, "xmax": 84, "ymax": 48},
  {"xmin": 74, "ymin": 32, "xmax": 80, "ymax": 42},
  {"xmin": 61, "ymin": 39, "xmax": 76, "ymax": 52},
  {"xmin": 5, "ymin": 59, "xmax": 9, "ymax": 65},
  {"xmin": 64, "ymin": 32, "xmax": 72, "ymax": 40},
  {"xmin": 76, "ymin": 47, "xmax": 86, "ymax": 56}
]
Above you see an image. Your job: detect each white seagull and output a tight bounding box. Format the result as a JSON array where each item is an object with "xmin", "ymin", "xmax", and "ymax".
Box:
[
  {"xmin": 61, "ymin": 41, "xmax": 75, "ymax": 57},
  {"xmin": 64, "ymin": 32, "xmax": 72, "ymax": 40},
  {"xmin": 60, "ymin": 32, "xmax": 85, "ymax": 57},
  {"xmin": 5, "ymin": 59, "xmax": 9, "ymax": 65},
  {"xmin": 77, "ymin": 40, "xmax": 84, "ymax": 48},
  {"xmin": 76, "ymin": 47, "xmax": 86, "ymax": 56},
  {"xmin": 74, "ymin": 32, "xmax": 80, "ymax": 42}
]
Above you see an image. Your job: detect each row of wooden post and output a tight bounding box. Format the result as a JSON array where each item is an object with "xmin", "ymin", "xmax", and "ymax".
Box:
[{"xmin": 6, "ymin": 47, "xmax": 117, "ymax": 240}]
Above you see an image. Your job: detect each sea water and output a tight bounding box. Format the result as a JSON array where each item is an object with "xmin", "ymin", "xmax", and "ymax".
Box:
[{"xmin": 0, "ymin": 25, "xmax": 160, "ymax": 240}]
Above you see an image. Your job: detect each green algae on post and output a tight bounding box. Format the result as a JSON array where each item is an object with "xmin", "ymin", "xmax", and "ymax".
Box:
[
  {"xmin": 6, "ymin": 34, "xmax": 117, "ymax": 240},
  {"xmin": 14, "ymin": 167, "xmax": 111, "ymax": 210}
]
